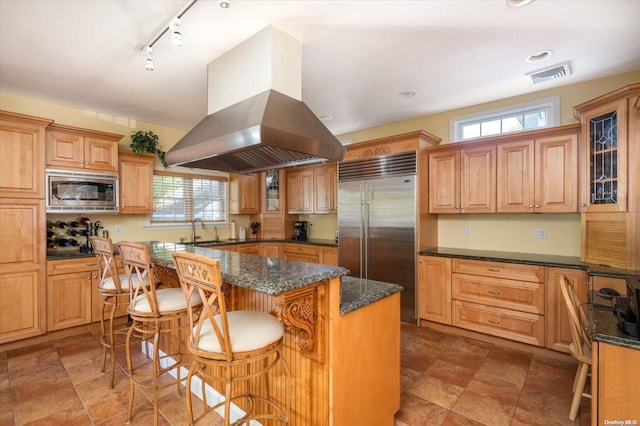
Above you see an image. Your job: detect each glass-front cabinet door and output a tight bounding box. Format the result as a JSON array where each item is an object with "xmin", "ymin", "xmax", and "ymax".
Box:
[
  {"xmin": 579, "ymin": 98, "xmax": 627, "ymax": 212},
  {"xmin": 262, "ymin": 169, "xmax": 283, "ymax": 213}
]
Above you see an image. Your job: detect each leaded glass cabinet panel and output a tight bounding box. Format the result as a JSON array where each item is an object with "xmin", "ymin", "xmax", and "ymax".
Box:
[{"xmin": 579, "ymin": 98, "xmax": 627, "ymax": 213}]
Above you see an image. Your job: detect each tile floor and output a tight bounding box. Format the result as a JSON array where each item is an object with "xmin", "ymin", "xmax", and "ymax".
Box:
[{"xmin": 0, "ymin": 323, "xmax": 590, "ymax": 425}]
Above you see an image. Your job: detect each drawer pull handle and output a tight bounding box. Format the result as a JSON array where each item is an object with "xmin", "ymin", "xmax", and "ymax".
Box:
[
  {"xmin": 488, "ymin": 268, "xmax": 501, "ymax": 272},
  {"xmin": 488, "ymin": 290, "xmax": 501, "ymax": 295},
  {"xmin": 488, "ymin": 319, "xmax": 500, "ymax": 325}
]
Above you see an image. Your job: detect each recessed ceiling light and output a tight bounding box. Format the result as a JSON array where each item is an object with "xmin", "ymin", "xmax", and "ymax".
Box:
[
  {"xmin": 399, "ymin": 91, "xmax": 416, "ymax": 98},
  {"xmin": 527, "ymin": 50, "xmax": 552, "ymax": 63},
  {"xmin": 320, "ymin": 115, "xmax": 333, "ymax": 121},
  {"xmin": 505, "ymin": 0, "xmax": 536, "ymax": 7}
]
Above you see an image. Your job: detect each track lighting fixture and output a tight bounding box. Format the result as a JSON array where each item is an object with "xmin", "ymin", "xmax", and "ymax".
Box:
[
  {"xmin": 171, "ymin": 17, "xmax": 183, "ymax": 47},
  {"xmin": 219, "ymin": 0, "xmax": 231, "ymax": 8},
  {"xmin": 144, "ymin": 46, "xmax": 155, "ymax": 71}
]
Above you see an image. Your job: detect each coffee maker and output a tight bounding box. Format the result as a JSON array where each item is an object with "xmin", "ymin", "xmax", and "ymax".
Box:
[{"xmin": 292, "ymin": 221, "xmax": 308, "ymax": 241}]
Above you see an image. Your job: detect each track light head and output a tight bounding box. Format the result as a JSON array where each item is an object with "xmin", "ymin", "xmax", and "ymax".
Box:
[
  {"xmin": 143, "ymin": 46, "xmax": 155, "ymax": 71},
  {"xmin": 171, "ymin": 17, "xmax": 182, "ymax": 47},
  {"xmin": 219, "ymin": 0, "xmax": 230, "ymax": 8}
]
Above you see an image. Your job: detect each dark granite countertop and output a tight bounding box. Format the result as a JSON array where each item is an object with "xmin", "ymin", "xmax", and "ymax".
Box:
[
  {"xmin": 418, "ymin": 247, "xmax": 638, "ymax": 278},
  {"xmin": 46, "ymin": 238, "xmax": 337, "ymax": 260},
  {"xmin": 144, "ymin": 241, "xmax": 348, "ymax": 296},
  {"xmin": 192, "ymin": 237, "xmax": 338, "ymax": 248},
  {"xmin": 147, "ymin": 242, "xmax": 400, "ymax": 315},
  {"xmin": 340, "ymin": 276, "xmax": 403, "ymax": 315},
  {"xmin": 589, "ymin": 305, "xmax": 640, "ymax": 349}
]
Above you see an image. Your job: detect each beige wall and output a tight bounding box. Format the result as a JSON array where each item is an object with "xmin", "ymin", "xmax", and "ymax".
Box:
[{"xmin": 2, "ymin": 70, "xmax": 639, "ymax": 253}]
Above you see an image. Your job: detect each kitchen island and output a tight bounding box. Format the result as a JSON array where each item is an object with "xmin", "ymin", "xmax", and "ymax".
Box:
[{"xmin": 142, "ymin": 241, "xmax": 402, "ymax": 426}]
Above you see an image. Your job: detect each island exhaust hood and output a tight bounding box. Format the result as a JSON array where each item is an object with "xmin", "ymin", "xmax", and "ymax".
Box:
[
  {"xmin": 165, "ymin": 89, "xmax": 345, "ymax": 173},
  {"xmin": 166, "ymin": 26, "xmax": 345, "ymax": 173}
]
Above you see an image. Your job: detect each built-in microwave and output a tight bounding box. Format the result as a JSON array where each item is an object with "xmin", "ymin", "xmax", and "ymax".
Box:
[{"xmin": 46, "ymin": 169, "xmax": 119, "ymax": 213}]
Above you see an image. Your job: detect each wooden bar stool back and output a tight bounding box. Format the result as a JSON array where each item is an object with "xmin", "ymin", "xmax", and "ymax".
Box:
[
  {"xmin": 559, "ymin": 276, "xmax": 592, "ymax": 421},
  {"xmin": 172, "ymin": 251, "xmax": 291, "ymax": 426},
  {"xmin": 119, "ymin": 241, "xmax": 201, "ymax": 426},
  {"xmin": 90, "ymin": 236, "xmax": 136, "ymax": 389}
]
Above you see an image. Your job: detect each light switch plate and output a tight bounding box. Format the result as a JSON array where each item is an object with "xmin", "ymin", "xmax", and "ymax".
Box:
[{"xmin": 464, "ymin": 226, "xmax": 471, "ymax": 236}]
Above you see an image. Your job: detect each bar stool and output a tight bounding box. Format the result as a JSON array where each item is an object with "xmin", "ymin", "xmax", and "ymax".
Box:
[
  {"xmin": 172, "ymin": 251, "xmax": 291, "ymax": 426},
  {"xmin": 119, "ymin": 241, "xmax": 202, "ymax": 426},
  {"xmin": 91, "ymin": 236, "xmax": 151, "ymax": 389}
]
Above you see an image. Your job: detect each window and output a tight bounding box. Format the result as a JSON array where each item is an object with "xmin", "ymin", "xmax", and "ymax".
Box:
[
  {"xmin": 451, "ymin": 96, "xmax": 559, "ymax": 142},
  {"xmin": 151, "ymin": 171, "xmax": 228, "ymax": 224}
]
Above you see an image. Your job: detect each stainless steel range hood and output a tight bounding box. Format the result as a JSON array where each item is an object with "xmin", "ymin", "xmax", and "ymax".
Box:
[{"xmin": 165, "ymin": 89, "xmax": 345, "ymax": 173}]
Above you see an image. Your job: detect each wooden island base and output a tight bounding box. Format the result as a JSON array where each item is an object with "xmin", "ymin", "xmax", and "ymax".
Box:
[{"xmin": 154, "ymin": 263, "xmax": 401, "ymax": 425}]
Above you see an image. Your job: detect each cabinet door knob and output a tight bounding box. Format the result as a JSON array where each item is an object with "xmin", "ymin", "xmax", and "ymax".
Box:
[
  {"xmin": 528, "ymin": 204, "xmax": 534, "ymax": 208},
  {"xmin": 580, "ymin": 203, "xmax": 587, "ymax": 207},
  {"xmin": 534, "ymin": 204, "xmax": 540, "ymax": 208},
  {"xmin": 488, "ymin": 290, "xmax": 501, "ymax": 295},
  {"xmin": 488, "ymin": 268, "xmax": 501, "ymax": 272},
  {"xmin": 488, "ymin": 319, "xmax": 500, "ymax": 325}
]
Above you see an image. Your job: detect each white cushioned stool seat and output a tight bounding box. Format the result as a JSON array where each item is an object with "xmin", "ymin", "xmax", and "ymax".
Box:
[
  {"xmin": 132, "ymin": 287, "xmax": 201, "ymax": 314},
  {"xmin": 197, "ymin": 310, "xmax": 284, "ymax": 353},
  {"xmin": 102, "ymin": 273, "xmax": 149, "ymax": 291}
]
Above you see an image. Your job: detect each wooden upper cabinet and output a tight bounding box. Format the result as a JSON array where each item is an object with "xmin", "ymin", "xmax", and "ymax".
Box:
[
  {"xmin": 497, "ymin": 140, "xmax": 534, "ymax": 213},
  {"xmin": 429, "ymin": 150, "xmax": 460, "ymax": 213},
  {"xmin": 46, "ymin": 124, "xmax": 121, "ymax": 172},
  {"xmin": 229, "ymin": 173, "xmax": 259, "ymax": 215},
  {"xmin": 261, "ymin": 169, "xmax": 285, "ymax": 213},
  {"xmin": 119, "ymin": 151, "xmax": 154, "ymax": 214},
  {"xmin": 535, "ymin": 134, "xmax": 578, "ymax": 212},
  {"xmin": 429, "ymin": 146, "xmax": 495, "ymax": 213},
  {"xmin": 287, "ymin": 167, "xmax": 314, "ymax": 214},
  {"xmin": 0, "ymin": 111, "xmax": 52, "ymax": 199},
  {"xmin": 497, "ymin": 129, "xmax": 578, "ymax": 213},
  {"xmin": 575, "ymin": 96, "xmax": 628, "ymax": 213},
  {"xmin": 314, "ymin": 164, "xmax": 336, "ymax": 214}
]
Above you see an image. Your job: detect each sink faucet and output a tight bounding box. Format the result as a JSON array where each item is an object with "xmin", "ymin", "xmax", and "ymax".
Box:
[
  {"xmin": 191, "ymin": 218, "xmax": 204, "ymax": 244},
  {"xmin": 214, "ymin": 226, "xmax": 219, "ymax": 242}
]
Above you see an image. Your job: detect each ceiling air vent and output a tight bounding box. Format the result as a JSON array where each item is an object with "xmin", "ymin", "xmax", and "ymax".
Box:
[{"xmin": 526, "ymin": 61, "xmax": 571, "ymax": 84}]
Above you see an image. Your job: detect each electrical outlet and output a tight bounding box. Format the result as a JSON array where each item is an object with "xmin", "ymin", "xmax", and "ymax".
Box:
[
  {"xmin": 464, "ymin": 226, "xmax": 471, "ymax": 236},
  {"xmin": 533, "ymin": 227, "xmax": 546, "ymax": 239},
  {"xmin": 115, "ymin": 225, "xmax": 122, "ymax": 235}
]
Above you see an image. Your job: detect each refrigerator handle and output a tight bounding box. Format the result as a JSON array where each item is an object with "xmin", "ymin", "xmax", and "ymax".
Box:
[{"xmin": 362, "ymin": 185, "xmax": 368, "ymax": 279}]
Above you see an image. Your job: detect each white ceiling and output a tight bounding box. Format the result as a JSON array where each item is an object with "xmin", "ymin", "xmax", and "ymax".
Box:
[{"xmin": 1, "ymin": 0, "xmax": 639, "ymax": 137}]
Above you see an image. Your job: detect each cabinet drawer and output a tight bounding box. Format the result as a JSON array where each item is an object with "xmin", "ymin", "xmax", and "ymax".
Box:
[
  {"xmin": 237, "ymin": 243, "xmax": 258, "ymax": 254},
  {"xmin": 452, "ymin": 259, "xmax": 544, "ymax": 283},
  {"xmin": 283, "ymin": 244, "xmax": 319, "ymax": 256},
  {"xmin": 452, "ymin": 300, "xmax": 544, "ymax": 346},
  {"xmin": 452, "ymin": 273, "xmax": 544, "ymax": 314},
  {"xmin": 48, "ymin": 258, "xmax": 97, "ymax": 275}
]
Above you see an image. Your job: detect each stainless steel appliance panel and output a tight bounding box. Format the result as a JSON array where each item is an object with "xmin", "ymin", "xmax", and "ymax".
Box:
[{"xmin": 338, "ymin": 175, "xmax": 417, "ymax": 322}]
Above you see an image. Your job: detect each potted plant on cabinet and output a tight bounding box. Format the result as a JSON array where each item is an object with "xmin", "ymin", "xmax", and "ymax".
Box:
[{"xmin": 129, "ymin": 130, "xmax": 168, "ymax": 167}]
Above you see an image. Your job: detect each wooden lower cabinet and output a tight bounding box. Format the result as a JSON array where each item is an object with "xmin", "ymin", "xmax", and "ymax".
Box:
[
  {"xmin": 236, "ymin": 243, "xmax": 258, "ymax": 255},
  {"xmin": 451, "ymin": 259, "xmax": 545, "ymax": 346},
  {"xmin": 46, "ymin": 257, "xmax": 127, "ymax": 332},
  {"xmin": 418, "ymin": 256, "xmax": 452, "ymax": 325},
  {"xmin": 452, "ymin": 300, "xmax": 545, "ymax": 346},
  {"xmin": 283, "ymin": 243, "xmax": 319, "ymax": 263},
  {"xmin": 0, "ymin": 198, "xmax": 46, "ymax": 344},
  {"xmin": 258, "ymin": 242, "xmax": 281, "ymax": 258},
  {"xmin": 592, "ymin": 341, "xmax": 640, "ymax": 424},
  {"xmin": 46, "ymin": 270, "xmax": 93, "ymax": 331},
  {"xmin": 419, "ymin": 256, "xmax": 603, "ymax": 350},
  {"xmin": 319, "ymin": 246, "xmax": 338, "ymax": 266},
  {"xmin": 545, "ymin": 267, "xmax": 588, "ymax": 353}
]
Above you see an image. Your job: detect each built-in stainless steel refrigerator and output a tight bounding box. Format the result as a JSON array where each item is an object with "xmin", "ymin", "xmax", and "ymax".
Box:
[{"xmin": 338, "ymin": 152, "xmax": 417, "ymax": 322}]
